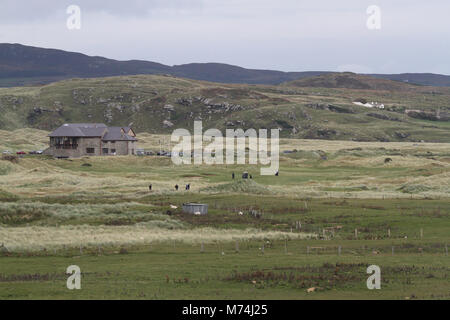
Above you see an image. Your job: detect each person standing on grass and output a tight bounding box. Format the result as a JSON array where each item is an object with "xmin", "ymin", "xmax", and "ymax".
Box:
[
  {"xmin": 149, "ymin": 184, "xmax": 152, "ymax": 191},
  {"xmin": 232, "ymin": 172, "xmax": 235, "ymax": 179},
  {"xmin": 175, "ymin": 184, "xmax": 179, "ymax": 191}
]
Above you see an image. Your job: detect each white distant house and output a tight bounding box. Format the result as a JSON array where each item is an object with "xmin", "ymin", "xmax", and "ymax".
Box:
[{"xmin": 353, "ymin": 101, "xmax": 385, "ymax": 109}]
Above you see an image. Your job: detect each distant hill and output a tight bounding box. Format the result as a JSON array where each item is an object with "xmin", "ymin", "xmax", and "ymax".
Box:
[
  {"xmin": 0, "ymin": 74, "xmax": 449, "ymax": 143},
  {"xmin": 1, "ymin": 43, "xmax": 450, "ymax": 87},
  {"xmin": 0, "ymin": 43, "xmax": 170, "ymax": 82},
  {"xmin": 368, "ymin": 73, "xmax": 450, "ymax": 87},
  {"xmin": 281, "ymin": 72, "xmax": 418, "ymax": 91}
]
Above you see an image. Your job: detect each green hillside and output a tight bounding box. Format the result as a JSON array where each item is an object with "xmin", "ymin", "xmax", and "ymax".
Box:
[
  {"xmin": 0, "ymin": 74, "xmax": 449, "ymax": 142},
  {"xmin": 281, "ymin": 72, "xmax": 419, "ymax": 91}
]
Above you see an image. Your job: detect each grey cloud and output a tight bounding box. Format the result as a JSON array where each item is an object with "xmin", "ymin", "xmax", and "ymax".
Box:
[
  {"xmin": 0, "ymin": 0, "xmax": 202, "ymax": 21},
  {"xmin": 0, "ymin": 0, "xmax": 449, "ymax": 74}
]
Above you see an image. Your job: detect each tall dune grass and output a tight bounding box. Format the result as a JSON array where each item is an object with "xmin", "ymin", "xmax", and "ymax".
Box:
[{"xmin": 0, "ymin": 225, "xmax": 315, "ymax": 252}]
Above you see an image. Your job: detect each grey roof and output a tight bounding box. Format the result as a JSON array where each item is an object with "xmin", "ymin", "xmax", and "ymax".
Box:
[
  {"xmin": 66, "ymin": 123, "xmax": 107, "ymax": 128},
  {"xmin": 49, "ymin": 123, "xmax": 107, "ymax": 137},
  {"xmin": 49, "ymin": 123, "xmax": 137, "ymax": 141},
  {"xmin": 102, "ymin": 127, "xmax": 137, "ymax": 141},
  {"xmin": 48, "ymin": 125, "xmax": 85, "ymax": 137}
]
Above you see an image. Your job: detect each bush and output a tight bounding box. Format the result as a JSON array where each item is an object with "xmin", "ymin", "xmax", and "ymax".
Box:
[
  {"xmin": 398, "ymin": 184, "xmax": 433, "ymax": 194},
  {"xmin": 0, "ymin": 189, "xmax": 19, "ymax": 202},
  {"xmin": 1, "ymin": 155, "xmax": 19, "ymax": 163}
]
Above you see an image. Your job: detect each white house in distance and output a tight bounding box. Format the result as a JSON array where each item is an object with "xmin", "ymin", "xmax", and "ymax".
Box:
[{"xmin": 352, "ymin": 101, "xmax": 385, "ymax": 109}]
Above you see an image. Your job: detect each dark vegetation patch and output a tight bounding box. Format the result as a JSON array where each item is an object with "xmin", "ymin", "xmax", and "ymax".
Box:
[
  {"xmin": 222, "ymin": 262, "xmax": 449, "ymax": 291},
  {"xmin": 0, "ymin": 206, "xmax": 49, "ymax": 225}
]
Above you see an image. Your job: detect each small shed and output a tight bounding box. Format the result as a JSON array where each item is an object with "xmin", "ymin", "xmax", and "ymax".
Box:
[
  {"xmin": 242, "ymin": 171, "xmax": 249, "ymax": 179},
  {"xmin": 182, "ymin": 203, "xmax": 208, "ymax": 215}
]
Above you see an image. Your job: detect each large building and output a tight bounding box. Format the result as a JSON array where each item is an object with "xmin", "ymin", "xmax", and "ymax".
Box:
[{"xmin": 45, "ymin": 123, "xmax": 137, "ymax": 158}]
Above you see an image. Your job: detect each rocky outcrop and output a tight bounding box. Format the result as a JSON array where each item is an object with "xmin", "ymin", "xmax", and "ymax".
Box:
[{"xmin": 405, "ymin": 109, "xmax": 450, "ymax": 121}]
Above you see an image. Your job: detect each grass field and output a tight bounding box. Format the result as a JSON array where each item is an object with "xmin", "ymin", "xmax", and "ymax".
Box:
[{"xmin": 0, "ymin": 131, "xmax": 449, "ymax": 299}]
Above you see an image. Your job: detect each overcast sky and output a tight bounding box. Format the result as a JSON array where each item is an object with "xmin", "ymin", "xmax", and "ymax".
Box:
[{"xmin": 1, "ymin": 0, "xmax": 449, "ymax": 74}]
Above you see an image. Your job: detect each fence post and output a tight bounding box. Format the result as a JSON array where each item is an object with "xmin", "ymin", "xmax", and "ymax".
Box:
[
  {"xmin": 79, "ymin": 245, "xmax": 82, "ymax": 255},
  {"xmin": 388, "ymin": 228, "xmax": 391, "ymax": 238},
  {"xmin": 392, "ymin": 246, "xmax": 395, "ymax": 255},
  {"xmin": 445, "ymin": 244, "xmax": 448, "ymax": 256},
  {"xmin": 338, "ymin": 246, "xmax": 341, "ymax": 256},
  {"xmin": 235, "ymin": 241, "xmax": 239, "ymax": 253},
  {"xmin": 307, "ymin": 246, "xmax": 310, "ymax": 255},
  {"xmin": 420, "ymin": 228, "xmax": 423, "ymax": 239},
  {"xmin": 355, "ymin": 228, "xmax": 358, "ymax": 239}
]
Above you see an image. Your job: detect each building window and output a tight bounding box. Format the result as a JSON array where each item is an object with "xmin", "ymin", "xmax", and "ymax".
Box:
[
  {"xmin": 102, "ymin": 148, "xmax": 109, "ymax": 154},
  {"xmin": 86, "ymin": 148, "xmax": 95, "ymax": 154},
  {"xmin": 52, "ymin": 137, "xmax": 78, "ymax": 149}
]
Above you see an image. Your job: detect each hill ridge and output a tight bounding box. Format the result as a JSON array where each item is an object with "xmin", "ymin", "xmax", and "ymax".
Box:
[{"xmin": 1, "ymin": 43, "xmax": 450, "ymax": 87}]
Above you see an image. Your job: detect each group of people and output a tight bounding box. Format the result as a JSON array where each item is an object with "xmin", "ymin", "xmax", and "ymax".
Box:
[
  {"xmin": 148, "ymin": 170, "xmax": 279, "ymax": 192},
  {"xmin": 174, "ymin": 184, "xmax": 190, "ymax": 191}
]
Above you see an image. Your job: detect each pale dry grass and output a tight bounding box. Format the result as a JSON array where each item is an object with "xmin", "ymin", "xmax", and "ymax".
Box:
[
  {"xmin": 0, "ymin": 156, "xmax": 212, "ymax": 196},
  {"xmin": 0, "ymin": 129, "xmax": 449, "ymax": 199},
  {"xmin": 279, "ymin": 138, "xmax": 450, "ymax": 153},
  {"xmin": 0, "ymin": 225, "xmax": 315, "ymax": 252},
  {"xmin": 0, "ymin": 128, "xmax": 48, "ymax": 152},
  {"xmin": 322, "ymin": 155, "xmax": 450, "ymax": 168},
  {"xmin": 5, "ymin": 128, "xmax": 450, "ymax": 154}
]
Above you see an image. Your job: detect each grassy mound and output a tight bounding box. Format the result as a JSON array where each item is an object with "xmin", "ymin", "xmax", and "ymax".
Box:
[
  {"xmin": 202, "ymin": 179, "xmax": 271, "ymax": 195},
  {"xmin": 398, "ymin": 184, "xmax": 433, "ymax": 194},
  {"xmin": 0, "ymin": 189, "xmax": 19, "ymax": 202}
]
